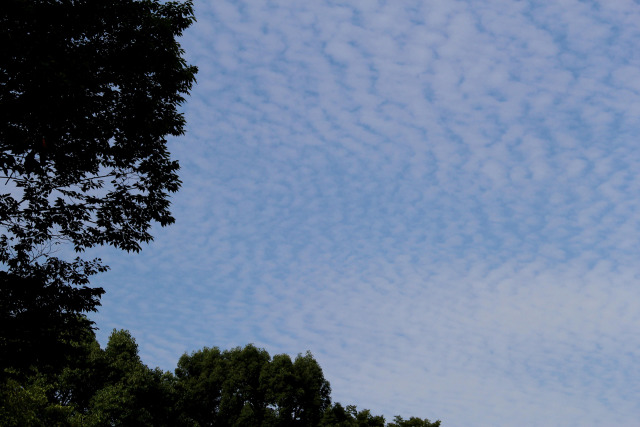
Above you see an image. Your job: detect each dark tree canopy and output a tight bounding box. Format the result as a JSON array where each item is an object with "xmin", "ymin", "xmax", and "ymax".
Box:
[
  {"xmin": 1, "ymin": 333, "xmax": 442, "ymax": 426},
  {"xmin": 0, "ymin": 264, "xmax": 103, "ymax": 378},
  {"xmin": 175, "ymin": 344, "xmax": 332, "ymax": 426},
  {"xmin": 0, "ymin": 0, "xmax": 197, "ymax": 376},
  {"xmin": 0, "ymin": 0, "xmax": 197, "ymax": 262}
]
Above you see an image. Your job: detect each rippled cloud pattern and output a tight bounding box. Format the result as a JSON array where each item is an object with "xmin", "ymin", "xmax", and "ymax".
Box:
[{"xmin": 91, "ymin": 2, "xmax": 640, "ymax": 426}]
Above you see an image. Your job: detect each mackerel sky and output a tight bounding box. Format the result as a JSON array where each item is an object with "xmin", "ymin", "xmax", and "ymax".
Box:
[{"xmin": 90, "ymin": 1, "xmax": 640, "ymax": 425}]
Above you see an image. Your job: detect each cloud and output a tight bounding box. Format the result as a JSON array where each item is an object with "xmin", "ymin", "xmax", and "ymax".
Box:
[{"xmin": 88, "ymin": 0, "xmax": 640, "ymax": 425}]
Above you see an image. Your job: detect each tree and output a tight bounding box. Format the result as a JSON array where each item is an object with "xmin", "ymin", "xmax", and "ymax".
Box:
[
  {"xmin": 77, "ymin": 330, "xmax": 177, "ymax": 426},
  {"xmin": 319, "ymin": 405, "xmax": 441, "ymax": 427},
  {"xmin": 0, "ymin": 265, "xmax": 104, "ymax": 378},
  {"xmin": 387, "ymin": 415, "xmax": 441, "ymax": 427},
  {"xmin": 0, "ymin": 373, "xmax": 73, "ymax": 426},
  {"xmin": 261, "ymin": 351, "xmax": 332, "ymax": 425},
  {"xmin": 175, "ymin": 345, "xmax": 332, "ymax": 426},
  {"xmin": 219, "ymin": 344, "xmax": 271, "ymax": 425},
  {"xmin": 1, "ymin": 329, "xmax": 178, "ymax": 426},
  {"xmin": 289, "ymin": 351, "xmax": 332, "ymax": 425},
  {"xmin": 261, "ymin": 353, "xmax": 298, "ymax": 424},
  {"xmin": 0, "ymin": 0, "xmax": 197, "ymax": 375},
  {"xmin": 54, "ymin": 329, "xmax": 178, "ymax": 426},
  {"xmin": 0, "ymin": 0, "xmax": 197, "ymax": 258},
  {"xmin": 174, "ymin": 346, "xmax": 226, "ymax": 426},
  {"xmin": 175, "ymin": 344, "xmax": 273, "ymax": 426},
  {"xmin": 320, "ymin": 404, "xmax": 385, "ymax": 426},
  {"xmin": 2, "ymin": 332, "xmax": 442, "ymax": 426}
]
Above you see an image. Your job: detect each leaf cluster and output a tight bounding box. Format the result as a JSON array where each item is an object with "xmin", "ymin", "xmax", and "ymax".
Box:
[
  {"xmin": 175, "ymin": 345, "xmax": 332, "ymax": 426},
  {"xmin": 0, "ymin": 0, "xmax": 197, "ymax": 264},
  {"xmin": 0, "ymin": 260, "xmax": 105, "ymax": 379}
]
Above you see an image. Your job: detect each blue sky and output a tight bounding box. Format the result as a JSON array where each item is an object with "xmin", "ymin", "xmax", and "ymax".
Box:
[{"xmin": 89, "ymin": 1, "xmax": 640, "ymax": 425}]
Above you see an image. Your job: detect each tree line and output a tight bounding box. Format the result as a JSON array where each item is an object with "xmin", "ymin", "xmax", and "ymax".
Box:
[{"xmin": 1, "ymin": 328, "xmax": 440, "ymax": 426}]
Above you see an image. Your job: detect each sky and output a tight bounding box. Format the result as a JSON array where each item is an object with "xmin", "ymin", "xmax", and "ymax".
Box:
[{"xmin": 88, "ymin": 1, "xmax": 640, "ymax": 425}]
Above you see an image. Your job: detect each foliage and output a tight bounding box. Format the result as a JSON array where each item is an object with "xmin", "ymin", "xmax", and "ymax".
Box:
[
  {"xmin": 0, "ymin": 372, "xmax": 72, "ymax": 426},
  {"xmin": 387, "ymin": 415, "xmax": 441, "ymax": 427},
  {"xmin": 320, "ymin": 403, "xmax": 386, "ymax": 426},
  {"xmin": 61, "ymin": 329, "xmax": 178, "ymax": 426},
  {"xmin": 174, "ymin": 346, "xmax": 225, "ymax": 425},
  {"xmin": 1, "ymin": 330, "xmax": 441, "ymax": 426},
  {"xmin": 175, "ymin": 344, "xmax": 331, "ymax": 426},
  {"xmin": 0, "ymin": 265, "xmax": 104, "ymax": 378},
  {"xmin": 0, "ymin": 0, "xmax": 197, "ymax": 377},
  {"xmin": 0, "ymin": 0, "xmax": 197, "ymax": 260},
  {"xmin": 319, "ymin": 403, "xmax": 440, "ymax": 427}
]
